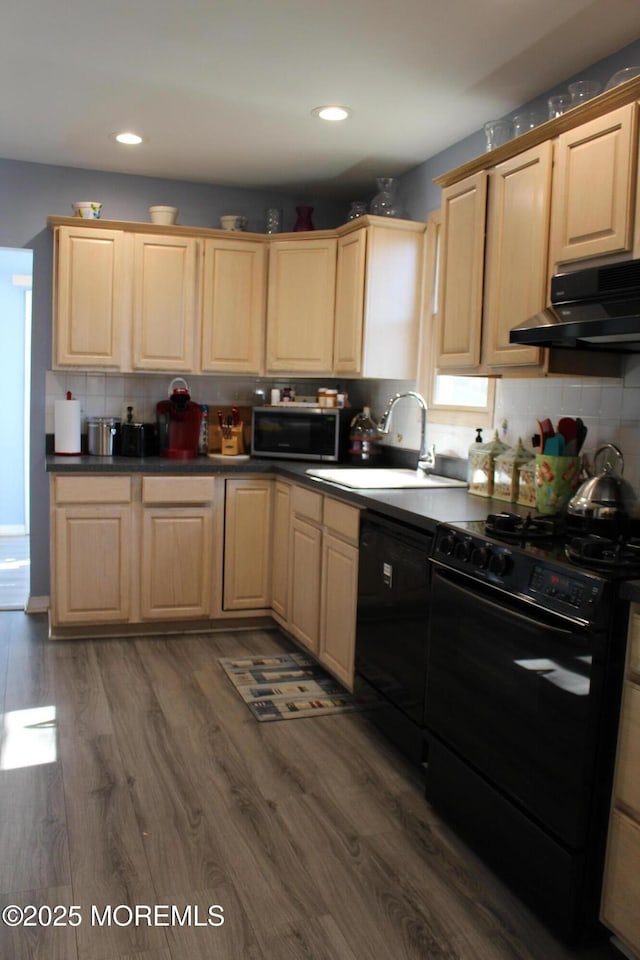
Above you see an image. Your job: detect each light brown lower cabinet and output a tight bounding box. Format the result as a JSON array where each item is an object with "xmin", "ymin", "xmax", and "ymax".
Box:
[
  {"xmin": 49, "ymin": 473, "xmax": 359, "ymax": 679},
  {"xmin": 286, "ymin": 483, "xmax": 360, "ymax": 687},
  {"xmin": 289, "ymin": 515, "xmax": 323, "ymax": 653},
  {"xmin": 319, "ymin": 531, "xmax": 358, "ymax": 689},
  {"xmin": 270, "ymin": 480, "xmax": 291, "ymax": 621},
  {"xmin": 601, "ymin": 603, "xmax": 640, "ymax": 957},
  {"xmin": 223, "ymin": 477, "xmax": 272, "ymax": 611},
  {"xmin": 50, "ymin": 476, "xmax": 132, "ymax": 625}
]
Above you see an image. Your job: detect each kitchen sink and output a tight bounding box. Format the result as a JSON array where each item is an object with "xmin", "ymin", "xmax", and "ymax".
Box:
[{"xmin": 305, "ymin": 468, "xmax": 467, "ymax": 490}]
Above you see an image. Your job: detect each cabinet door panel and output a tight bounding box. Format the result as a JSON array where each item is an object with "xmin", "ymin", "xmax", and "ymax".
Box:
[
  {"xmin": 334, "ymin": 230, "xmax": 366, "ymax": 374},
  {"xmin": 613, "ymin": 682, "xmax": 640, "ymax": 816},
  {"xmin": 201, "ymin": 238, "xmax": 266, "ymax": 373},
  {"xmin": 483, "ymin": 143, "xmax": 550, "ymax": 367},
  {"xmin": 601, "ymin": 810, "xmax": 640, "ymax": 957},
  {"xmin": 552, "ymin": 104, "xmax": 636, "ymax": 264},
  {"xmin": 319, "ymin": 533, "xmax": 358, "ymax": 689},
  {"xmin": 271, "ymin": 481, "xmax": 290, "ymax": 621},
  {"xmin": 140, "ymin": 507, "xmax": 212, "ymax": 618},
  {"xmin": 289, "ymin": 516, "xmax": 322, "ymax": 652},
  {"xmin": 437, "ymin": 172, "xmax": 487, "ymax": 368},
  {"xmin": 55, "ymin": 227, "xmax": 124, "ymax": 367},
  {"xmin": 266, "ymin": 238, "xmax": 337, "ymax": 372},
  {"xmin": 223, "ymin": 479, "xmax": 272, "ymax": 610},
  {"xmin": 132, "ymin": 234, "xmax": 197, "ymax": 370},
  {"xmin": 53, "ymin": 506, "xmax": 130, "ymax": 623}
]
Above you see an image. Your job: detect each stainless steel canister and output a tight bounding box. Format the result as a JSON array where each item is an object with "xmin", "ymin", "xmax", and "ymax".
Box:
[{"xmin": 86, "ymin": 417, "xmax": 121, "ymax": 456}]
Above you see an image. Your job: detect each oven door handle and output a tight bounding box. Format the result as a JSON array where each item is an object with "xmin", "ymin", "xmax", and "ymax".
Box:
[{"xmin": 431, "ymin": 564, "xmax": 587, "ymax": 635}]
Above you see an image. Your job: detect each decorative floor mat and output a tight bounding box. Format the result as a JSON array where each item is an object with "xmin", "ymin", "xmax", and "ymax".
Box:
[{"xmin": 218, "ymin": 652, "xmax": 377, "ymax": 721}]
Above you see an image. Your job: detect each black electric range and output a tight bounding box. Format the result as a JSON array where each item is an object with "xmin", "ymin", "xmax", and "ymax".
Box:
[{"xmin": 425, "ymin": 509, "xmax": 635, "ymax": 942}]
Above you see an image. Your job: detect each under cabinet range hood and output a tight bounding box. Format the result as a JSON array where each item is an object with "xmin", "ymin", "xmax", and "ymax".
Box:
[{"xmin": 510, "ymin": 259, "xmax": 640, "ymax": 352}]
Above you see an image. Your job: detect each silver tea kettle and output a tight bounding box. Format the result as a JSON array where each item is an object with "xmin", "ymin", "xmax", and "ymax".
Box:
[{"xmin": 567, "ymin": 443, "xmax": 637, "ymax": 520}]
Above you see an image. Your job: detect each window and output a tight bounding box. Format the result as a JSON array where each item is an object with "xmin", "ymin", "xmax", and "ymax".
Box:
[{"xmin": 418, "ymin": 210, "xmax": 495, "ymax": 427}]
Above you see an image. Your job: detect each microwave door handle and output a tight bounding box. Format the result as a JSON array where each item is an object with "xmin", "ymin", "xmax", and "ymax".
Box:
[{"xmin": 433, "ymin": 566, "xmax": 582, "ymax": 636}]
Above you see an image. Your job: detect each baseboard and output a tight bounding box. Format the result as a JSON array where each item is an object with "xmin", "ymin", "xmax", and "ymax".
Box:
[
  {"xmin": 610, "ymin": 936, "xmax": 637, "ymax": 960},
  {"xmin": 25, "ymin": 595, "xmax": 49, "ymax": 614}
]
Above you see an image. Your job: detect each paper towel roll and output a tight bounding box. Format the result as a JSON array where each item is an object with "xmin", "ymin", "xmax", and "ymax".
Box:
[{"xmin": 54, "ymin": 399, "xmax": 81, "ymax": 454}]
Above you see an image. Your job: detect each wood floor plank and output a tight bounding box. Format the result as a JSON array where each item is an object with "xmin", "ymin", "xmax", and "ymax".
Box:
[
  {"xmin": 51, "ymin": 642, "xmax": 114, "ymax": 740},
  {"xmin": 159, "ymin": 884, "xmax": 266, "ymax": 960},
  {"xmin": 261, "ymin": 913, "xmax": 361, "ymax": 960},
  {"xmin": 0, "ymin": 886, "xmax": 78, "ymax": 960},
  {"xmin": 0, "ymin": 614, "xmax": 624, "ymax": 960},
  {"xmin": 3, "ymin": 613, "xmax": 53, "ymax": 713},
  {"xmin": 0, "ymin": 763, "xmax": 71, "ymax": 895},
  {"xmin": 93, "ymin": 640, "xmax": 230, "ymax": 899},
  {"xmin": 57, "ymin": 731, "xmax": 168, "ymax": 960}
]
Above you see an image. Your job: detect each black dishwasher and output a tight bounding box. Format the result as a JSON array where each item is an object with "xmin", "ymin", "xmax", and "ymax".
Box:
[{"xmin": 355, "ymin": 512, "xmax": 433, "ymax": 763}]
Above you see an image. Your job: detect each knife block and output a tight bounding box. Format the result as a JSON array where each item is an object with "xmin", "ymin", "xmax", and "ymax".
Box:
[
  {"xmin": 221, "ymin": 435, "xmax": 241, "ymax": 456},
  {"xmin": 207, "ymin": 407, "xmax": 250, "ymax": 453}
]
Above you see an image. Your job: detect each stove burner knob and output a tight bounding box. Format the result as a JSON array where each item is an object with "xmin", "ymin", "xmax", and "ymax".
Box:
[
  {"xmin": 439, "ymin": 533, "xmax": 457, "ymax": 556},
  {"xmin": 489, "ymin": 551, "xmax": 512, "ymax": 576},
  {"xmin": 471, "ymin": 546, "xmax": 490, "ymax": 569},
  {"xmin": 455, "ymin": 538, "xmax": 473, "ymax": 562}
]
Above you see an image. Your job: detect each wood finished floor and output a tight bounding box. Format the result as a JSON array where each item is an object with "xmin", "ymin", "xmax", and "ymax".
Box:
[{"xmin": 0, "ymin": 611, "xmax": 626, "ymax": 960}]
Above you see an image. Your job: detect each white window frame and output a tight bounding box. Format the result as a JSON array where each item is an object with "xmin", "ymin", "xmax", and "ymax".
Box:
[{"xmin": 418, "ymin": 209, "xmax": 495, "ymax": 427}]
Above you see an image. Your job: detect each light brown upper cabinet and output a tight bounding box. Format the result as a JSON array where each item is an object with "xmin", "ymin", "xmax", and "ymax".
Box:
[
  {"xmin": 334, "ymin": 218, "xmax": 425, "ymax": 378},
  {"xmin": 265, "ymin": 235, "xmax": 338, "ymax": 373},
  {"xmin": 131, "ymin": 233, "xmax": 198, "ymax": 371},
  {"xmin": 549, "ymin": 103, "xmax": 638, "ymax": 268},
  {"xmin": 436, "ymin": 171, "xmax": 487, "ymax": 369},
  {"xmin": 201, "ymin": 237, "xmax": 267, "ymax": 374},
  {"xmin": 432, "ymin": 86, "xmax": 640, "ymax": 378},
  {"xmin": 482, "ymin": 141, "xmax": 551, "ymax": 368},
  {"xmin": 53, "ymin": 225, "xmax": 125, "ymax": 368}
]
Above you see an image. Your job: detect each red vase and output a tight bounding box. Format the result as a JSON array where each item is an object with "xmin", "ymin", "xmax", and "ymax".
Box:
[{"xmin": 293, "ymin": 205, "xmax": 314, "ymax": 231}]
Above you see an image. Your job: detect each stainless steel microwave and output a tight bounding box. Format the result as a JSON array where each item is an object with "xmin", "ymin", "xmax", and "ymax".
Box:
[{"xmin": 251, "ymin": 406, "xmax": 351, "ymax": 461}]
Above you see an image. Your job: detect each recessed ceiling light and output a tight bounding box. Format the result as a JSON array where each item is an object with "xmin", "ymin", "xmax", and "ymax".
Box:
[
  {"xmin": 114, "ymin": 131, "xmax": 144, "ymax": 145},
  {"xmin": 311, "ymin": 105, "xmax": 351, "ymax": 122}
]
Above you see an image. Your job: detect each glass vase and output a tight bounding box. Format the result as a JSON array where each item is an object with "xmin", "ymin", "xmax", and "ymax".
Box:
[
  {"xmin": 293, "ymin": 206, "xmax": 314, "ymax": 232},
  {"xmin": 370, "ymin": 178, "xmax": 399, "ymax": 217}
]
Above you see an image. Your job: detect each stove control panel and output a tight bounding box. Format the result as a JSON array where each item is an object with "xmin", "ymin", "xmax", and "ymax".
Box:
[
  {"xmin": 432, "ymin": 524, "xmax": 607, "ymax": 624},
  {"xmin": 434, "ymin": 530, "xmax": 514, "ymax": 583},
  {"xmin": 528, "ymin": 564, "xmax": 602, "ymax": 616}
]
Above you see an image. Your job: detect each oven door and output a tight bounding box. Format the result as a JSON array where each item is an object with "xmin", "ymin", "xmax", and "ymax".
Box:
[{"xmin": 426, "ymin": 562, "xmax": 605, "ymax": 849}]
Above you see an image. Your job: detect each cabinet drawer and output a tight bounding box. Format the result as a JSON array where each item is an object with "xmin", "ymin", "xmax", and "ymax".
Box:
[
  {"xmin": 291, "ymin": 484, "xmax": 323, "ymax": 523},
  {"xmin": 53, "ymin": 475, "xmax": 131, "ymax": 504},
  {"xmin": 614, "ymin": 681, "xmax": 640, "ymax": 817},
  {"xmin": 142, "ymin": 476, "xmax": 214, "ymax": 504},
  {"xmin": 629, "ymin": 607, "xmax": 640, "ymax": 681},
  {"xmin": 602, "ymin": 809, "xmax": 640, "ymax": 956},
  {"xmin": 323, "ymin": 497, "xmax": 359, "ymax": 544}
]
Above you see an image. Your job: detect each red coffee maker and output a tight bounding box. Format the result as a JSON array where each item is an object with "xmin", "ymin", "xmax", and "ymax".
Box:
[{"xmin": 156, "ymin": 377, "xmax": 201, "ymax": 459}]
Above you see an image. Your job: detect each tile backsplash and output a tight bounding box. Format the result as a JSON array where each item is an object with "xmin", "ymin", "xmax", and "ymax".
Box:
[{"xmin": 46, "ymin": 362, "xmax": 640, "ymax": 490}]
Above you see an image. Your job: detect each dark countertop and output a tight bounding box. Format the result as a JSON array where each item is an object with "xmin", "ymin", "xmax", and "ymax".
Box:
[{"xmin": 46, "ymin": 454, "xmax": 527, "ymax": 533}]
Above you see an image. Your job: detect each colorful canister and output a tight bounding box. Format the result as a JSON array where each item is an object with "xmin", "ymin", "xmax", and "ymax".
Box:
[
  {"xmin": 468, "ymin": 430, "xmax": 509, "ymax": 497},
  {"xmin": 493, "ymin": 439, "xmax": 534, "ymax": 503}
]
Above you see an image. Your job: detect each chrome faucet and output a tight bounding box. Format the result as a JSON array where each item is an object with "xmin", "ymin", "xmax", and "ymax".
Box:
[{"xmin": 377, "ymin": 391, "xmax": 436, "ymax": 476}]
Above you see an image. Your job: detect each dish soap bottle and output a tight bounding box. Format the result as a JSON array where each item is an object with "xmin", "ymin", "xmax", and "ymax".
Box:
[{"xmin": 349, "ymin": 407, "xmax": 381, "ymax": 466}]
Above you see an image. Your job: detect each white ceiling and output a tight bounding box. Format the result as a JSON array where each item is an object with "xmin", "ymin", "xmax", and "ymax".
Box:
[{"xmin": 2, "ymin": 0, "xmax": 640, "ymax": 195}]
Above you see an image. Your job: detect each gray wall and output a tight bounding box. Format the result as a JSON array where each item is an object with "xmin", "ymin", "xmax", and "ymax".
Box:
[{"xmin": 396, "ymin": 37, "xmax": 640, "ymax": 220}]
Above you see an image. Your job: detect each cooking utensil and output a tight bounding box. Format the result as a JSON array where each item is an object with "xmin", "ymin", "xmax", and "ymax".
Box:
[
  {"xmin": 537, "ymin": 418, "xmax": 554, "ymax": 452},
  {"xmin": 567, "ymin": 443, "xmax": 637, "ymax": 520},
  {"xmin": 557, "ymin": 417, "xmax": 578, "ymax": 455},
  {"xmin": 576, "ymin": 418, "xmax": 588, "ymax": 453},
  {"xmin": 544, "ymin": 434, "xmax": 565, "ymax": 456}
]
